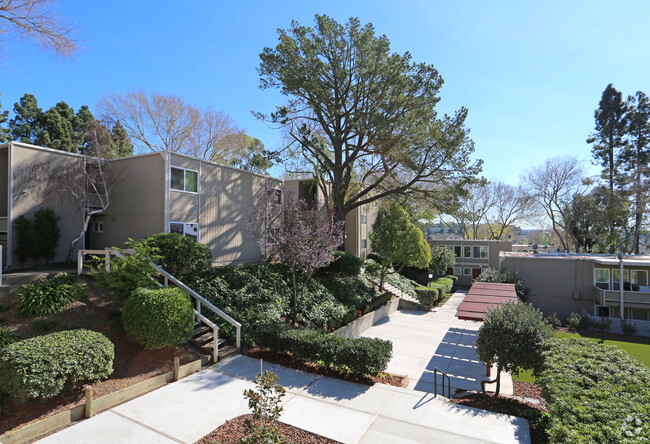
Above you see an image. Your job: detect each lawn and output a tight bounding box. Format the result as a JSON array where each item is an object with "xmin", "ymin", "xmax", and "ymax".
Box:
[{"xmin": 513, "ymin": 330, "xmax": 650, "ymax": 383}]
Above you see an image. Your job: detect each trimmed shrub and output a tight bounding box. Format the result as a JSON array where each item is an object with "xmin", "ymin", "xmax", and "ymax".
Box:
[
  {"xmin": 140, "ymin": 232, "xmax": 212, "ymax": 278},
  {"xmin": 434, "ymin": 277, "xmax": 454, "ymax": 294},
  {"xmin": 0, "ymin": 329, "xmax": 114, "ymax": 402},
  {"xmin": 17, "ymin": 274, "xmax": 82, "ymax": 317},
  {"xmin": 93, "ymin": 239, "xmax": 159, "ymax": 300},
  {"xmin": 0, "ymin": 328, "xmax": 19, "ymax": 349},
  {"xmin": 257, "ymin": 323, "xmax": 392, "ymax": 375},
  {"xmin": 538, "ymin": 338, "xmax": 650, "ymax": 443},
  {"xmin": 123, "ymin": 287, "xmax": 194, "ymax": 349},
  {"xmin": 318, "ymin": 251, "xmax": 363, "ymax": 277},
  {"xmin": 415, "ymin": 286, "xmax": 441, "ymax": 308}
]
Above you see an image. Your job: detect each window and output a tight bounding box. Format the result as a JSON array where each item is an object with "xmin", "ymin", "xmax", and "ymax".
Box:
[
  {"xmin": 361, "ymin": 238, "xmax": 368, "ymax": 249},
  {"xmin": 594, "ymin": 268, "xmax": 610, "ymax": 290},
  {"xmin": 612, "ymin": 269, "xmax": 630, "ymax": 290},
  {"xmin": 632, "ymin": 270, "xmax": 648, "ymax": 286},
  {"xmin": 464, "ymin": 246, "xmax": 471, "ymax": 258},
  {"xmin": 596, "ymin": 306, "xmax": 610, "ymax": 318},
  {"xmin": 267, "ymin": 187, "xmax": 282, "ymax": 203},
  {"xmin": 361, "ymin": 214, "xmax": 367, "ymax": 225},
  {"xmin": 463, "ymin": 267, "xmax": 472, "ymax": 276},
  {"xmin": 170, "ymin": 222, "xmax": 199, "ymax": 241},
  {"xmin": 170, "ymin": 167, "xmax": 198, "ymax": 193},
  {"xmin": 454, "ymin": 246, "xmax": 461, "ymax": 258},
  {"xmin": 93, "ymin": 221, "xmax": 103, "ymax": 233},
  {"xmin": 453, "ymin": 266, "xmax": 462, "ymax": 276},
  {"xmin": 473, "ymin": 246, "xmax": 488, "ymax": 258}
]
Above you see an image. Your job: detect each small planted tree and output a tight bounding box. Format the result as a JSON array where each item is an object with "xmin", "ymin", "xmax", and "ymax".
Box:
[
  {"xmin": 241, "ymin": 369, "xmax": 286, "ymax": 444},
  {"xmin": 249, "ymin": 182, "xmax": 343, "ymax": 325},
  {"xmin": 476, "ymin": 302, "xmax": 553, "ymax": 396},
  {"xmin": 429, "ymin": 245, "xmax": 456, "ymax": 277},
  {"xmin": 369, "ymin": 202, "xmax": 431, "ymax": 291},
  {"xmin": 32, "ymin": 208, "xmax": 60, "ymax": 264}
]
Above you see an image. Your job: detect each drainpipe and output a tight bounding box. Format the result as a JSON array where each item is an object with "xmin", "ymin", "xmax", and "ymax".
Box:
[{"xmin": 617, "ymin": 251, "xmax": 624, "ymax": 320}]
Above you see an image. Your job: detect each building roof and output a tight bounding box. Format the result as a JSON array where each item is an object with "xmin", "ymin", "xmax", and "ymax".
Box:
[
  {"xmin": 501, "ymin": 251, "xmax": 650, "ymax": 267},
  {"xmin": 455, "ymin": 282, "xmax": 518, "ymax": 322}
]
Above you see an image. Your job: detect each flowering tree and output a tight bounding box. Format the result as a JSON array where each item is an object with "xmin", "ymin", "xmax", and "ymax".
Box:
[{"xmin": 249, "ymin": 182, "xmax": 344, "ymax": 324}]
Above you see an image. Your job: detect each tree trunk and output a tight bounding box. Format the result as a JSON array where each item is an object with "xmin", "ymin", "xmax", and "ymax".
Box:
[
  {"xmin": 68, "ymin": 212, "xmax": 92, "ymax": 263},
  {"xmin": 290, "ymin": 269, "xmax": 298, "ymax": 325},
  {"xmin": 495, "ymin": 364, "xmax": 502, "ymax": 397}
]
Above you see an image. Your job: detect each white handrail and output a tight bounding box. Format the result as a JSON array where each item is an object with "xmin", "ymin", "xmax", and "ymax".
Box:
[
  {"xmin": 77, "ymin": 248, "xmax": 241, "ymax": 351},
  {"xmin": 195, "ymin": 310, "xmax": 220, "ymax": 362}
]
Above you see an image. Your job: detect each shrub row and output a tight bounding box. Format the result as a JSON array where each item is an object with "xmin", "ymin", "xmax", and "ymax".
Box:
[
  {"xmin": 0, "ymin": 329, "xmax": 114, "ymax": 402},
  {"xmin": 257, "ymin": 323, "xmax": 392, "ymax": 375},
  {"xmin": 328, "ymin": 293, "xmax": 393, "ymax": 330},
  {"xmin": 123, "ymin": 287, "xmax": 195, "ymax": 349},
  {"xmin": 538, "ymin": 338, "xmax": 650, "ymax": 443},
  {"xmin": 17, "ymin": 274, "xmax": 85, "ymax": 317},
  {"xmin": 415, "ymin": 276, "xmax": 454, "ymax": 308}
]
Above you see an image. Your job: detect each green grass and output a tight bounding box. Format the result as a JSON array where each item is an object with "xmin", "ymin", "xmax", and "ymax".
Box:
[{"xmin": 512, "ymin": 330, "xmax": 650, "ymax": 383}]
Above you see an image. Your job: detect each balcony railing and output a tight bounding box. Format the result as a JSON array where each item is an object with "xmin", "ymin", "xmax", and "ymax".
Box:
[{"xmin": 593, "ymin": 286, "xmax": 650, "ymax": 306}]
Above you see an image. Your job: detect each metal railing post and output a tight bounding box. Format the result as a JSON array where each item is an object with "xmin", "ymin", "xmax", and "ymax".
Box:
[
  {"xmin": 213, "ymin": 326, "xmax": 219, "ymax": 362},
  {"xmin": 77, "ymin": 250, "xmax": 84, "ymax": 275},
  {"xmin": 105, "ymin": 250, "xmax": 111, "ymax": 273},
  {"xmin": 236, "ymin": 325, "xmax": 241, "ymax": 349}
]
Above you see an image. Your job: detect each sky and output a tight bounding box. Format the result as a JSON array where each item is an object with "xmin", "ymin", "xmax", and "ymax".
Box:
[{"xmin": 2, "ymin": 1, "xmax": 650, "ymax": 184}]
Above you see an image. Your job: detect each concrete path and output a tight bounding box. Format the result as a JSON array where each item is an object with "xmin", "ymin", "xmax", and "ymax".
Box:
[
  {"xmin": 360, "ymin": 290, "xmax": 514, "ymax": 396},
  {"xmin": 37, "ymin": 355, "xmax": 529, "ymax": 444}
]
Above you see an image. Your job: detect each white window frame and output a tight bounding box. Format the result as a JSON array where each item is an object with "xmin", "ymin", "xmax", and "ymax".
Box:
[
  {"xmin": 452, "ymin": 266, "xmax": 462, "ymax": 276},
  {"xmin": 170, "ymin": 166, "xmax": 199, "ymax": 193},
  {"xmin": 93, "ymin": 221, "xmax": 103, "ymax": 233},
  {"xmin": 454, "ymin": 246, "xmax": 461, "ymax": 258},
  {"xmin": 463, "ymin": 267, "xmax": 472, "ymax": 276},
  {"xmin": 361, "ymin": 214, "xmax": 367, "ymax": 225},
  {"xmin": 361, "ymin": 238, "xmax": 368, "ymax": 249},
  {"xmin": 612, "ymin": 269, "xmax": 630, "ymax": 290},
  {"xmin": 476, "ymin": 246, "xmax": 488, "ymax": 259},
  {"xmin": 169, "ymin": 221, "xmax": 199, "ymax": 241},
  {"xmin": 594, "ymin": 268, "xmax": 610, "ymax": 290},
  {"xmin": 463, "ymin": 246, "xmax": 471, "ymax": 258},
  {"xmin": 631, "ymin": 270, "xmax": 648, "ymax": 286}
]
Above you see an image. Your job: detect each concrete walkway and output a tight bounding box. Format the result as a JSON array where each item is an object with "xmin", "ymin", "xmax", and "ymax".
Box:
[
  {"xmin": 360, "ymin": 290, "xmax": 514, "ymax": 396},
  {"xmin": 37, "ymin": 355, "xmax": 529, "ymax": 444}
]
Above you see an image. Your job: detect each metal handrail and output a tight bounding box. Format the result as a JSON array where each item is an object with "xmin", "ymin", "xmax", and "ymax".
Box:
[
  {"xmin": 434, "ymin": 367, "xmax": 451, "ymax": 398},
  {"xmin": 77, "ymin": 248, "xmax": 241, "ymax": 355}
]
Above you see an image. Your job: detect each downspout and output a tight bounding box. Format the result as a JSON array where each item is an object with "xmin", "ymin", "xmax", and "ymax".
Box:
[
  {"xmin": 197, "ymin": 160, "xmax": 201, "ymax": 243},
  {"xmin": 164, "ymin": 151, "xmax": 170, "ymax": 232},
  {"xmin": 7, "ymin": 142, "xmax": 12, "ymax": 269}
]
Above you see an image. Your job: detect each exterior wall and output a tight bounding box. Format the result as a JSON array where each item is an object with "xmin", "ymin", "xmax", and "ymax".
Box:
[
  {"xmin": 500, "ymin": 255, "xmax": 597, "ymax": 319},
  {"xmin": 428, "ymin": 239, "xmax": 512, "ymax": 286},
  {"xmin": 9, "ymin": 143, "xmax": 85, "ymax": 267},
  {"xmin": 90, "ymin": 153, "xmax": 166, "ymax": 250},
  {"xmin": 345, "ymin": 203, "xmax": 376, "ymax": 258},
  {"xmin": 197, "ymin": 159, "xmax": 278, "ymax": 265}
]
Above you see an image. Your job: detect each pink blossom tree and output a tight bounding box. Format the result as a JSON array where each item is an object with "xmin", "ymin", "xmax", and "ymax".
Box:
[{"xmin": 249, "ymin": 182, "xmax": 344, "ymax": 325}]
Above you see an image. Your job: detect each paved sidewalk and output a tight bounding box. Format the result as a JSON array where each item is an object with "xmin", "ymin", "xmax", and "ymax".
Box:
[
  {"xmin": 37, "ymin": 355, "xmax": 529, "ymax": 444},
  {"xmin": 360, "ymin": 290, "xmax": 514, "ymax": 396}
]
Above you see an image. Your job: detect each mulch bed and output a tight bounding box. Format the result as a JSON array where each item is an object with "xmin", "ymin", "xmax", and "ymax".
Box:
[
  {"xmin": 195, "ymin": 414, "xmax": 339, "ymax": 444},
  {"xmin": 244, "ymin": 348, "xmax": 407, "ymax": 387},
  {"xmin": 451, "ymin": 382, "xmax": 548, "ymax": 444},
  {"xmin": 0, "ymin": 276, "xmax": 206, "ymax": 435}
]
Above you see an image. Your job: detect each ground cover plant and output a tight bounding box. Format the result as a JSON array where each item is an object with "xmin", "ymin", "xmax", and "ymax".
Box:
[
  {"xmin": 364, "ymin": 259, "xmax": 419, "ymax": 298},
  {"xmin": 17, "ymin": 274, "xmax": 85, "ymax": 317},
  {"xmin": 538, "ymin": 337, "xmax": 650, "ymax": 443}
]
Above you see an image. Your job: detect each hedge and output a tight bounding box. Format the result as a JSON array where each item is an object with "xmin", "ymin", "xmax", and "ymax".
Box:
[
  {"xmin": 123, "ymin": 287, "xmax": 195, "ymax": 349},
  {"xmin": 257, "ymin": 323, "xmax": 392, "ymax": 375},
  {"xmin": 434, "ymin": 277, "xmax": 454, "ymax": 294},
  {"xmin": 538, "ymin": 338, "xmax": 650, "ymax": 443},
  {"xmin": 0, "ymin": 329, "xmax": 114, "ymax": 402},
  {"xmin": 415, "ymin": 285, "xmax": 441, "ymax": 308}
]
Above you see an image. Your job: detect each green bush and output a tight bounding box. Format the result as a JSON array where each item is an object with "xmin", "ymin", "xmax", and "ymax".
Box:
[
  {"xmin": 123, "ymin": 287, "xmax": 195, "ymax": 349},
  {"xmin": 31, "ymin": 318, "xmax": 58, "ymax": 332},
  {"xmin": 94, "ymin": 239, "xmax": 159, "ymax": 300},
  {"xmin": 0, "ymin": 328, "xmax": 19, "ymax": 349},
  {"xmin": 318, "ymin": 251, "xmax": 363, "ymax": 277},
  {"xmin": 565, "ymin": 312, "xmax": 589, "ymax": 332},
  {"xmin": 0, "ymin": 329, "xmax": 114, "ymax": 402},
  {"xmin": 593, "ymin": 316, "xmax": 612, "ymax": 332},
  {"xmin": 257, "ymin": 323, "xmax": 392, "ymax": 375},
  {"xmin": 433, "ymin": 277, "xmax": 454, "ymax": 294},
  {"xmin": 17, "ymin": 274, "xmax": 82, "ymax": 317},
  {"xmin": 415, "ymin": 286, "xmax": 441, "ymax": 308},
  {"xmin": 140, "ymin": 232, "xmax": 212, "ymax": 278},
  {"xmin": 538, "ymin": 338, "xmax": 650, "ymax": 443},
  {"xmin": 13, "ymin": 215, "xmax": 35, "ymax": 265},
  {"xmin": 545, "ymin": 312, "xmax": 562, "ymax": 329},
  {"xmin": 621, "ymin": 318, "xmax": 638, "ymax": 335},
  {"xmin": 364, "ymin": 259, "xmax": 419, "ymax": 298}
]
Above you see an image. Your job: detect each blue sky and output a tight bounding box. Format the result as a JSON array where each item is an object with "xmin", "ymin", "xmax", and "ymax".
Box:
[{"xmin": 2, "ymin": 1, "xmax": 649, "ymax": 184}]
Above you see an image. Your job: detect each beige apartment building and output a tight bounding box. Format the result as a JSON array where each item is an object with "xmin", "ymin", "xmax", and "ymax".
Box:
[
  {"xmin": 427, "ymin": 239, "xmax": 513, "ymax": 286},
  {"xmin": 500, "ymin": 252, "xmax": 650, "ymax": 335},
  {"xmin": 0, "ymin": 141, "xmax": 371, "ymax": 268}
]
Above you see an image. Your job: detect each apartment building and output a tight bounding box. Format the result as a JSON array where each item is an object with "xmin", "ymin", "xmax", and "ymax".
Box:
[
  {"xmin": 1, "ymin": 141, "xmax": 366, "ymax": 268},
  {"xmin": 500, "ymin": 252, "xmax": 650, "ymax": 335},
  {"xmin": 427, "ymin": 239, "xmax": 512, "ymax": 286}
]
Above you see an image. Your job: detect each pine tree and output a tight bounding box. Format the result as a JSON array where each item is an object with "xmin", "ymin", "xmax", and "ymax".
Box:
[
  {"xmin": 111, "ymin": 120, "xmax": 133, "ymax": 157},
  {"xmin": 0, "ymin": 94, "xmax": 9, "ymax": 142},
  {"xmin": 9, "ymin": 94, "xmax": 45, "ymax": 144}
]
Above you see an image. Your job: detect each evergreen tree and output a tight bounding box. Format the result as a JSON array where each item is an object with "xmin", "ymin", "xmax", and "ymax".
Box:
[
  {"xmin": 0, "ymin": 94, "xmax": 9, "ymax": 142},
  {"xmin": 623, "ymin": 91, "xmax": 650, "ymax": 254},
  {"xmin": 13, "ymin": 215, "xmax": 35, "ymax": 265},
  {"xmin": 9, "ymin": 93, "xmax": 45, "ymax": 144},
  {"xmin": 33, "ymin": 208, "xmax": 60, "ymax": 265},
  {"xmin": 39, "ymin": 102, "xmax": 76, "ymax": 152},
  {"xmin": 110, "ymin": 120, "xmax": 134, "ymax": 157}
]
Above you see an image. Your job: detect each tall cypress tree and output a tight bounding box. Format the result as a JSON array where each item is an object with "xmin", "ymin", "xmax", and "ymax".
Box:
[
  {"xmin": 9, "ymin": 93, "xmax": 45, "ymax": 144},
  {"xmin": 111, "ymin": 120, "xmax": 134, "ymax": 157}
]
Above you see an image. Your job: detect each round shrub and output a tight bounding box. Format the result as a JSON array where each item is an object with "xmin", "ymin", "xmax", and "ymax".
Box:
[
  {"xmin": 318, "ymin": 251, "xmax": 363, "ymax": 277},
  {"xmin": 123, "ymin": 287, "xmax": 194, "ymax": 349},
  {"xmin": 141, "ymin": 232, "xmax": 212, "ymax": 278},
  {"xmin": 0, "ymin": 329, "xmax": 114, "ymax": 402}
]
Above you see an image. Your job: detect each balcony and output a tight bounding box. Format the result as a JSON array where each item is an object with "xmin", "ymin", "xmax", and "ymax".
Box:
[{"xmin": 593, "ymin": 286, "xmax": 650, "ymax": 307}]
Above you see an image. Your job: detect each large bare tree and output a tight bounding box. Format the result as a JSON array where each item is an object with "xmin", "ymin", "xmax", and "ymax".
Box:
[
  {"xmin": 0, "ymin": 0, "xmax": 77, "ymax": 58},
  {"xmin": 441, "ymin": 183, "xmax": 494, "ymax": 239},
  {"xmin": 97, "ymin": 89, "xmax": 244, "ymax": 161},
  {"xmin": 484, "ymin": 182, "xmax": 536, "ymax": 240},
  {"xmin": 524, "ymin": 156, "xmax": 588, "ymax": 252}
]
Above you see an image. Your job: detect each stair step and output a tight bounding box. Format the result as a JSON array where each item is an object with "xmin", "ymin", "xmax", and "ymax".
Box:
[
  {"xmin": 193, "ymin": 326, "xmax": 210, "ymax": 336},
  {"xmin": 196, "ymin": 338, "xmax": 227, "ymax": 352},
  {"xmin": 217, "ymin": 345, "xmax": 239, "ymax": 360},
  {"xmin": 192, "ymin": 331, "xmax": 217, "ymax": 345}
]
